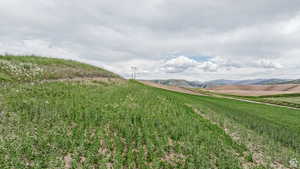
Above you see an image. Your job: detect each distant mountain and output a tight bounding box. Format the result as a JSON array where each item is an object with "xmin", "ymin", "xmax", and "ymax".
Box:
[
  {"xmin": 149, "ymin": 78, "xmax": 294, "ymax": 88},
  {"xmin": 278, "ymin": 79, "xmax": 300, "ymax": 84},
  {"xmin": 236, "ymin": 79, "xmax": 292, "ymax": 85},
  {"xmin": 202, "ymin": 79, "xmax": 237, "ymax": 87},
  {"xmin": 149, "ymin": 79, "xmax": 205, "ymax": 88}
]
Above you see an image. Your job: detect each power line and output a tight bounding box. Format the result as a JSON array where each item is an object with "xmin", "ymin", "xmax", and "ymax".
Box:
[{"xmin": 131, "ymin": 66, "xmax": 137, "ymax": 80}]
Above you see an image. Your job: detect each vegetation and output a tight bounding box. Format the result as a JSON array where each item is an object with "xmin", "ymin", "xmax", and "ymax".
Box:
[
  {"xmin": 0, "ymin": 55, "xmax": 299, "ymax": 168},
  {"xmin": 185, "ymin": 94, "xmax": 300, "ymax": 151},
  {"xmin": 0, "ymin": 55, "xmax": 120, "ymax": 83},
  {"xmin": 267, "ymin": 97, "xmax": 300, "ymax": 104},
  {"xmin": 218, "ymin": 93, "xmax": 300, "ymax": 109},
  {"xmin": 0, "ymin": 81, "xmax": 249, "ymax": 168}
]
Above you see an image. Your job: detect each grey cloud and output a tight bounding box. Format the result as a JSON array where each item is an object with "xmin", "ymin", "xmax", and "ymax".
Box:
[{"xmin": 0, "ymin": 0, "xmax": 300, "ymax": 80}]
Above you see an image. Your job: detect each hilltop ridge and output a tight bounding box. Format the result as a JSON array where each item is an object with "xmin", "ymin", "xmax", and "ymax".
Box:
[{"xmin": 0, "ymin": 55, "xmax": 121, "ymax": 82}]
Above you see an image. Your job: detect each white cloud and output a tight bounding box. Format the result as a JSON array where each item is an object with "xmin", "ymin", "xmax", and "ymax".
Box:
[
  {"xmin": 198, "ymin": 62, "xmax": 219, "ymax": 72},
  {"xmin": 0, "ymin": 40, "xmax": 79, "ymax": 60},
  {"xmin": 256, "ymin": 59, "xmax": 283, "ymax": 69},
  {"xmin": 0, "ymin": 0, "xmax": 300, "ymax": 80},
  {"xmin": 161, "ymin": 56, "xmax": 197, "ymax": 73}
]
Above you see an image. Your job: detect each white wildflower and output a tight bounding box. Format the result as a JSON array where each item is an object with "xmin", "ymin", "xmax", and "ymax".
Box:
[{"xmin": 290, "ymin": 158, "xmax": 299, "ymax": 168}]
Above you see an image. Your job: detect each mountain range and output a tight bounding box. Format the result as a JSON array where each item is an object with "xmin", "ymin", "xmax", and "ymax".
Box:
[{"xmin": 148, "ymin": 78, "xmax": 300, "ymax": 88}]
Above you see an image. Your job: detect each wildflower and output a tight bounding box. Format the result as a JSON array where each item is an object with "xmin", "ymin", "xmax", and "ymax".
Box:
[{"xmin": 289, "ymin": 158, "xmax": 298, "ymax": 168}]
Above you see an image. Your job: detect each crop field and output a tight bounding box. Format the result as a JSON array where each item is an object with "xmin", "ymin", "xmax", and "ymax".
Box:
[
  {"xmin": 261, "ymin": 94, "xmax": 300, "ymax": 106},
  {"xmin": 0, "ymin": 81, "xmax": 250, "ymax": 168},
  {"xmin": 1, "ymin": 80, "xmax": 300, "ymax": 168},
  {"xmin": 0, "ymin": 56, "xmax": 299, "ymax": 169},
  {"xmin": 268, "ymin": 97, "xmax": 300, "ymax": 104},
  {"xmin": 225, "ymin": 94, "xmax": 300, "ymax": 109}
]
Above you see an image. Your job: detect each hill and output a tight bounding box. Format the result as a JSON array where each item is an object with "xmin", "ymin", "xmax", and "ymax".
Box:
[
  {"xmin": 279, "ymin": 79, "xmax": 300, "ymax": 84},
  {"xmin": 0, "ymin": 55, "xmax": 120, "ymax": 82},
  {"xmin": 206, "ymin": 79, "xmax": 291, "ymax": 86},
  {"xmin": 149, "ymin": 79, "xmax": 205, "ymax": 88}
]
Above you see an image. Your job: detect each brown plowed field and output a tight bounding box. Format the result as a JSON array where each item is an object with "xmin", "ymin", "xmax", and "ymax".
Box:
[
  {"xmin": 208, "ymin": 84, "xmax": 300, "ymax": 96},
  {"xmin": 140, "ymin": 81, "xmax": 203, "ymax": 96}
]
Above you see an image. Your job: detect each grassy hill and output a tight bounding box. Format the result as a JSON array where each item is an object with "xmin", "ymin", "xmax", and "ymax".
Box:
[
  {"xmin": 0, "ymin": 56, "xmax": 299, "ymax": 168},
  {"xmin": 0, "ymin": 55, "xmax": 120, "ymax": 82}
]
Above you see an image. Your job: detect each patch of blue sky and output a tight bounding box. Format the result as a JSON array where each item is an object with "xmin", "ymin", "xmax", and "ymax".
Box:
[
  {"xmin": 165, "ymin": 52, "xmax": 214, "ymax": 62},
  {"xmin": 189, "ymin": 55, "xmax": 214, "ymax": 62}
]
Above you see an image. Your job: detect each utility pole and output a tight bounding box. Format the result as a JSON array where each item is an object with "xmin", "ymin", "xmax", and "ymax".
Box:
[{"xmin": 131, "ymin": 66, "xmax": 137, "ymax": 80}]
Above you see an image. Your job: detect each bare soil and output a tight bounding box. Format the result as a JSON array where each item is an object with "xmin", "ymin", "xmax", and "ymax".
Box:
[{"xmin": 140, "ymin": 81, "xmax": 203, "ymax": 96}]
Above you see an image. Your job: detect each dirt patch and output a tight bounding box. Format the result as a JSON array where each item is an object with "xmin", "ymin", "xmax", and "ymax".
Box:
[
  {"xmin": 64, "ymin": 154, "xmax": 72, "ymax": 169},
  {"xmin": 161, "ymin": 152, "xmax": 186, "ymax": 166},
  {"xmin": 140, "ymin": 81, "xmax": 203, "ymax": 96}
]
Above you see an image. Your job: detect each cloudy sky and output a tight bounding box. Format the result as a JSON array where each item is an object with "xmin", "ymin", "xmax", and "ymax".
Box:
[{"xmin": 1, "ymin": 0, "xmax": 300, "ymax": 81}]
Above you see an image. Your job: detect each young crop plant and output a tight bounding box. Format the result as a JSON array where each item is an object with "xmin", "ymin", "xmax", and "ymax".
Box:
[
  {"xmin": 1, "ymin": 56, "xmax": 299, "ymax": 169},
  {"xmin": 0, "ymin": 80, "xmax": 248, "ymax": 168}
]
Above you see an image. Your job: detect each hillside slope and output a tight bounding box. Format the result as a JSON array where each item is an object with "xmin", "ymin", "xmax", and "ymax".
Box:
[{"xmin": 0, "ymin": 55, "xmax": 120, "ymax": 82}]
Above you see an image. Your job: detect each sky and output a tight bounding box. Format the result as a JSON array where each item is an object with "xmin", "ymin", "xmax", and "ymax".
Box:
[{"xmin": 1, "ymin": 0, "xmax": 300, "ymax": 81}]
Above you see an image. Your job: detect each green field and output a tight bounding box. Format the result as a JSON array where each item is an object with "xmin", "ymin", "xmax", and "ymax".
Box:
[
  {"xmin": 211, "ymin": 92, "xmax": 300, "ymax": 109},
  {"xmin": 0, "ymin": 56, "xmax": 299, "ymax": 168},
  {"xmin": 268, "ymin": 97, "xmax": 300, "ymax": 104},
  {"xmin": 263, "ymin": 94, "xmax": 300, "ymax": 105}
]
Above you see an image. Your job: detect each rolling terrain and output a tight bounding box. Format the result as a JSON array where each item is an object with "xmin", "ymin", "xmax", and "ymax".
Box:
[
  {"xmin": 149, "ymin": 78, "xmax": 294, "ymax": 89},
  {"xmin": 0, "ymin": 55, "xmax": 299, "ymax": 169},
  {"xmin": 148, "ymin": 79, "xmax": 205, "ymax": 88}
]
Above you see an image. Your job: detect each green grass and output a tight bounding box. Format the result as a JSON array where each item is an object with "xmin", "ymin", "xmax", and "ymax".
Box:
[
  {"xmin": 267, "ymin": 97, "xmax": 300, "ymax": 104},
  {"xmin": 214, "ymin": 93, "xmax": 300, "ymax": 109},
  {"xmin": 0, "ymin": 56, "xmax": 299, "ymax": 168},
  {"xmin": 184, "ymin": 94, "xmax": 300, "ymax": 151},
  {"xmin": 0, "ymin": 55, "xmax": 120, "ymax": 82},
  {"xmin": 1, "ymin": 80, "xmax": 299, "ymax": 168},
  {"xmin": 0, "ymin": 81, "xmax": 247, "ymax": 168}
]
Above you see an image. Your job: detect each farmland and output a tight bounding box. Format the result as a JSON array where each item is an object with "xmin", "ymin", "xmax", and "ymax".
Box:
[
  {"xmin": 0, "ymin": 56, "xmax": 299, "ymax": 168},
  {"xmin": 1, "ymin": 81, "xmax": 249, "ymax": 168},
  {"xmin": 208, "ymin": 84, "xmax": 300, "ymax": 96},
  {"xmin": 219, "ymin": 94, "xmax": 300, "ymax": 109},
  {"xmin": 266, "ymin": 95, "xmax": 300, "ymax": 105}
]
